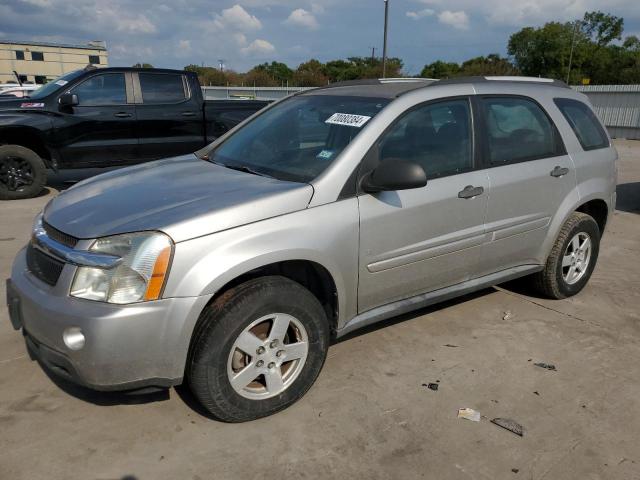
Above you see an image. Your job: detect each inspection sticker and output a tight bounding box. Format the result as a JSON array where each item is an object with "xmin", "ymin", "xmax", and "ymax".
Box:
[
  {"xmin": 54, "ymin": 79, "xmax": 68, "ymax": 86},
  {"xmin": 20, "ymin": 102, "xmax": 45, "ymax": 108},
  {"xmin": 316, "ymin": 149, "xmax": 334, "ymax": 160},
  {"xmin": 325, "ymin": 112, "xmax": 371, "ymax": 128}
]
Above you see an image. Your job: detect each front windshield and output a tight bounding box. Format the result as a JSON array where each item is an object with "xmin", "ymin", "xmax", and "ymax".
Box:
[
  {"xmin": 29, "ymin": 70, "xmax": 84, "ymax": 99},
  {"xmin": 208, "ymin": 94, "xmax": 390, "ymax": 183}
]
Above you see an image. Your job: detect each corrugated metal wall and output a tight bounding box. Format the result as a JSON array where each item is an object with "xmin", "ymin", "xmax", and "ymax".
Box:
[{"xmin": 574, "ymin": 85, "xmax": 640, "ymax": 140}]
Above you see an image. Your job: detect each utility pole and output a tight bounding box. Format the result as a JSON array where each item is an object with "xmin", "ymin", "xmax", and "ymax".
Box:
[
  {"xmin": 371, "ymin": 47, "xmax": 376, "ymax": 63},
  {"xmin": 566, "ymin": 20, "xmax": 580, "ymax": 84},
  {"xmin": 382, "ymin": 0, "xmax": 389, "ymax": 78}
]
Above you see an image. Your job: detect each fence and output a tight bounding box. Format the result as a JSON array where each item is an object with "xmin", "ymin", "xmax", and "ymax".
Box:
[
  {"xmin": 202, "ymin": 85, "xmax": 312, "ymax": 101},
  {"xmin": 574, "ymin": 85, "xmax": 640, "ymax": 140}
]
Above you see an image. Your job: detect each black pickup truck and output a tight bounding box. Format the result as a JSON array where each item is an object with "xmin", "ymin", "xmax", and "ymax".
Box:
[{"xmin": 0, "ymin": 67, "xmax": 270, "ymax": 199}]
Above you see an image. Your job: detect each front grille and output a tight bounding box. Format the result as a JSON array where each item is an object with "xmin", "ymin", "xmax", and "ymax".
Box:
[
  {"xmin": 43, "ymin": 221, "xmax": 78, "ymax": 248},
  {"xmin": 26, "ymin": 244, "xmax": 65, "ymax": 286}
]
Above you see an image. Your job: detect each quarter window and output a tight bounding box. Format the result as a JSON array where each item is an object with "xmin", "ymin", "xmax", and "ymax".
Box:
[
  {"xmin": 72, "ymin": 73, "xmax": 127, "ymax": 105},
  {"xmin": 139, "ymin": 73, "xmax": 187, "ymax": 104},
  {"xmin": 481, "ymin": 97, "xmax": 560, "ymax": 164},
  {"xmin": 378, "ymin": 98, "xmax": 473, "ymax": 178},
  {"xmin": 554, "ymin": 98, "xmax": 609, "ymax": 150},
  {"xmin": 31, "ymin": 51, "xmax": 44, "ymax": 61},
  {"xmin": 15, "ymin": 50, "xmax": 25, "ymax": 60}
]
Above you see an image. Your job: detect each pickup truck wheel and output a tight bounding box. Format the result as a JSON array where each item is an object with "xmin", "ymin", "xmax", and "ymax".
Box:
[
  {"xmin": 188, "ymin": 276, "xmax": 330, "ymax": 422},
  {"xmin": 0, "ymin": 145, "xmax": 47, "ymax": 200},
  {"xmin": 533, "ymin": 212, "xmax": 600, "ymax": 299}
]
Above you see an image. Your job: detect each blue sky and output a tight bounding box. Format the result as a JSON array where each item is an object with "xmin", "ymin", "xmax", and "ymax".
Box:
[{"xmin": 1, "ymin": 0, "xmax": 639, "ymax": 74}]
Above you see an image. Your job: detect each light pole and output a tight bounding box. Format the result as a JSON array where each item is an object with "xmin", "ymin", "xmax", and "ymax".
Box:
[
  {"xmin": 566, "ymin": 20, "xmax": 581, "ymax": 84},
  {"xmin": 382, "ymin": 0, "xmax": 389, "ymax": 78}
]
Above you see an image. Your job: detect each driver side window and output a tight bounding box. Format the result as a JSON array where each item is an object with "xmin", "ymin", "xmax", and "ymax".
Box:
[
  {"xmin": 378, "ymin": 98, "xmax": 473, "ymax": 179},
  {"xmin": 71, "ymin": 73, "xmax": 126, "ymax": 106}
]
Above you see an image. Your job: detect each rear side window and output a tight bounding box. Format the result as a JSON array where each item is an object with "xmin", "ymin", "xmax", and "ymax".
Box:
[
  {"xmin": 378, "ymin": 98, "xmax": 473, "ymax": 178},
  {"xmin": 72, "ymin": 73, "xmax": 126, "ymax": 105},
  {"xmin": 554, "ymin": 98, "xmax": 609, "ymax": 150},
  {"xmin": 139, "ymin": 73, "xmax": 188, "ymax": 104},
  {"xmin": 481, "ymin": 97, "xmax": 561, "ymax": 165}
]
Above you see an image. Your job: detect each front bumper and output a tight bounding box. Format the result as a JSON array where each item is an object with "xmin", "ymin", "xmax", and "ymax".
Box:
[{"xmin": 8, "ymin": 247, "xmax": 212, "ymax": 391}]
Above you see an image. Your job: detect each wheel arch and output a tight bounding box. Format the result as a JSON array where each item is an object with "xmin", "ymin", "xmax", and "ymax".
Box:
[{"xmin": 0, "ymin": 127, "xmax": 54, "ymax": 168}]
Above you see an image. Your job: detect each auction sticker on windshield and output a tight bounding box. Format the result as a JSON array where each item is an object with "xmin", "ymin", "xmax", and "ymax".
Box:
[{"xmin": 325, "ymin": 113, "xmax": 371, "ymax": 128}]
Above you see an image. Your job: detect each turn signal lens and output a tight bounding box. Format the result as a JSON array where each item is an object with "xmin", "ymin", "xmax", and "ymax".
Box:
[{"xmin": 144, "ymin": 245, "xmax": 172, "ymax": 301}]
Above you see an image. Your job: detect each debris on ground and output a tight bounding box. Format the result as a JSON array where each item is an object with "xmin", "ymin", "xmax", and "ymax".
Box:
[
  {"xmin": 422, "ymin": 383, "xmax": 439, "ymax": 391},
  {"xmin": 443, "ymin": 344, "xmax": 459, "ymax": 348},
  {"xmin": 491, "ymin": 418, "xmax": 524, "ymax": 437},
  {"xmin": 458, "ymin": 408, "xmax": 481, "ymax": 422},
  {"xmin": 534, "ymin": 362, "xmax": 556, "ymax": 371},
  {"xmin": 533, "ymin": 391, "xmax": 540, "ymax": 396},
  {"xmin": 511, "ymin": 468, "xmax": 519, "ymax": 473},
  {"xmin": 503, "ymin": 310, "xmax": 513, "ymax": 320}
]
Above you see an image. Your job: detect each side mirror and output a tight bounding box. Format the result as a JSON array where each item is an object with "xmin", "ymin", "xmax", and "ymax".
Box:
[
  {"xmin": 58, "ymin": 93, "xmax": 79, "ymax": 108},
  {"xmin": 362, "ymin": 159, "xmax": 427, "ymax": 193}
]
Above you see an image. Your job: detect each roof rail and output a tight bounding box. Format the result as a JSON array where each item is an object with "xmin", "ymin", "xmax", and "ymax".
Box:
[
  {"xmin": 315, "ymin": 77, "xmax": 434, "ymax": 91},
  {"xmin": 435, "ymin": 76, "xmax": 569, "ymax": 88}
]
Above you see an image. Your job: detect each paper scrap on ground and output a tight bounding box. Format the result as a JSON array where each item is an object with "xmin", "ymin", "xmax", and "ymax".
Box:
[{"xmin": 457, "ymin": 408, "xmax": 480, "ymax": 422}]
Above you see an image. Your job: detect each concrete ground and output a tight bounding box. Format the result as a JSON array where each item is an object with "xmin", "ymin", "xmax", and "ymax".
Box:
[{"xmin": 1, "ymin": 140, "xmax": 639, "ymax": 480}]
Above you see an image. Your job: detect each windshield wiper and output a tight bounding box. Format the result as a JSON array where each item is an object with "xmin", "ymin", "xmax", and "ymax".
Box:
[{"xmin": 217, "ymin": 162, "xmax": 273, "ymax": 179}]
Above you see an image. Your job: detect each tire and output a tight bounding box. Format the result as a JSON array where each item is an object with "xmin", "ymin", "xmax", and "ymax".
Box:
[
  {"xmin": 0, "ymin": 145, "xmax": 47, "ymax": 200},
  {"xmin": 187, "ymin": 276, "xmax": 330, "ymax": 422},
  {"xmin": 533, "ymin": 212, "xmax": 600, "ymax": 299}
]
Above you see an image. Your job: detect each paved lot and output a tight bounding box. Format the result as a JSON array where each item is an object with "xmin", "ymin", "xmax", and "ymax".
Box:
[{"xmin": 1, "ymin": 140, "xmax": 639, "ymax": 480}]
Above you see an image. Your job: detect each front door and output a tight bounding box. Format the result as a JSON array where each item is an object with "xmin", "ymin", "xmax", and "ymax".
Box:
[
  {"xmin": 55, "ymin": 72, "xmax": 138, "ymax": 167},
  {"xmin": 357, "ymin": 97, "xmax": 489, "ymax": 313}
]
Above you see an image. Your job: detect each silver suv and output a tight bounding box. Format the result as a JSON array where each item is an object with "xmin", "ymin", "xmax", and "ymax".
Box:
[{"xmin": 7, "ymin": 77, "xmax": 617, "ymax": 422}]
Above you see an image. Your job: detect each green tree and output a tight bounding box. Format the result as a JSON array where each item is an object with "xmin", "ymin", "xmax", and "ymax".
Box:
[
  {"xmin": 420, "ymin": 60, "xmax": 460, "ymax": 79},
  {"xmin": 293, "ymin": 59, "xmax": 328, "ymax": 86},
  {"xmin": 459, "ymin": 54, "xmax": 519, "ymax": 76},
  {"xmin": 132, "ymin": 63, "xmax": 154, "ymax": 68},
  {"xmin": 252, "ymin": 61, "xmax": 293, "ymax": 84}
]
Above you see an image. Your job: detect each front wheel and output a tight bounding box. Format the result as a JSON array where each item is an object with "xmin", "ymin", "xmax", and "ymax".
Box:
[
  {"xmin": 533, "ymin": 212, "xmax": 601, "ymax": 299},
  {"xmin": 0, "ymin": 145, "xmax": 47, "ymax": 200},
  {"xmin": 187, "ymin": 276, "xmax": 330, "ymax": 422}
]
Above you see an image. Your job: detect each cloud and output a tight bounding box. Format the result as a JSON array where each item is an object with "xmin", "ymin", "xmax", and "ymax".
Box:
[
  {"xmin": 241, "ymin": 38, "xmax": 276, "ymax": 56},
  {"xmin": 233, "ymin": 32, "xmax": 248, "ymax": 46},
  {"xmin": 438, "ymin": 10, "xmax": 469, "ymax": 30},
  {"xmin": 178, "ymin": 39, "xmax": 191, "ymax": 51},
  {"xmin": 284, "ymin": 8, "xmax": 319, "ymax": 29},
  {"xmin": 213, "ymin": 4, "xmax": 262, "ymax": 31},
  {"xmin": 406, "ymin": 8, "xmax": 435, "ymax": 20}
]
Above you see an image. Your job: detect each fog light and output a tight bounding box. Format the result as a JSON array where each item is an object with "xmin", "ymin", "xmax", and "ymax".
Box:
[{"xmin": 63, "ymin": 327, "xmax": 85, "ymax": 351}]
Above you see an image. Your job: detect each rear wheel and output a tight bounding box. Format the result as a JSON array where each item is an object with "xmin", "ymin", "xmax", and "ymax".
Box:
[
  {"xmin": 533, "ymin": 212, "xmax": 600, "ymax": 299},
  {"xmin": 188, "ymin": 276, "xmax": 330, "ymax": 422},
  {"xmin": 0, "ymin": 145, "xmax": 46, "ymax": 200}
]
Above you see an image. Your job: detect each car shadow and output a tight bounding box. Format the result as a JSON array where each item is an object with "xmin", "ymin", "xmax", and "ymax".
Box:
[
  {"xmin": 616, "ymin": 182, "xmax": 640, "ymax": 214},
  {"xmin": 333, "ymin": 287, "xmax": 496, "ymax": 345}
]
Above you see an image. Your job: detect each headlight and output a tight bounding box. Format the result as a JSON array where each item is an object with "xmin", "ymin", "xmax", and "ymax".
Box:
[{"xmin": 70, "ymin": 232, "xmax": 173, "ymax": 304}]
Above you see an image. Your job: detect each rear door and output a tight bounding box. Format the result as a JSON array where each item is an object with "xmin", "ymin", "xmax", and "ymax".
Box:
[
  {"xmin": 55, "ymin": 71, "xmax": 138, "ymax": 167},
  {"xmin": 134, "ymin": 71, "xmax": 204, "ymax": 160},
  {"xmin": 357, "ymin": 97, "xmax": 489, "ymax": 312},
  {"xmin": 476, "ymin": 95, "xmax": 575, "ymax": 274}
]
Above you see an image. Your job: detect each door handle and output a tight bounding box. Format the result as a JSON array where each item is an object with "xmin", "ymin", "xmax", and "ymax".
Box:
[
  {"xmin": 458, "ymin": 185, "xmax": 484, "ymax": 199},
  {"xmin": 114, "ymin": 112, "xmax": 132, "ymax": 118},
  {"xmin": 181, "ymin": 111, "xmax": 197, "ymax": 117},
  {"xmin": 550, "ymin": 166, "xmax": 569, "ymax": 177}
]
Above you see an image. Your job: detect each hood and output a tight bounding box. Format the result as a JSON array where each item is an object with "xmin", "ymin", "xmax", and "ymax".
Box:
[{"xmin": 44, "ymin": 155, "xmax": 314, "ymax": 242}]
